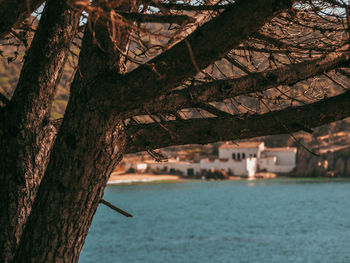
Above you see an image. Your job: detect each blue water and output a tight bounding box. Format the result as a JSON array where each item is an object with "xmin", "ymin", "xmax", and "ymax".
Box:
[{"xmin": 80, "ymin": 179, "xmax": 350, "ymax": 263}]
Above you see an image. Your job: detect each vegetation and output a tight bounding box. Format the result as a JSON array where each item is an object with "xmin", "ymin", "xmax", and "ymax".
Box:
[{"xmin": 1, "ymin": 0, "xmax": 350, "ymax": 262}]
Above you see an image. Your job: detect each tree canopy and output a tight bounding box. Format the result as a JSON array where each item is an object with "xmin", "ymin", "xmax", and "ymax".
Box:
[{"xmin": 0, "ymin": 0, "xmax": 350, "ymax": 261}]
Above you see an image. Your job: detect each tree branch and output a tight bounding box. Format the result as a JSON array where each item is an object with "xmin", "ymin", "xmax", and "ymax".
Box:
[
  {"xmin": 139, "ymin": 50, "xmax": 350, "ymax": 115},
  {"xmin": 0, "ymin": 0, "xmax": 45, "ymax": 39},
  {"xmin": 97, "ymin": 0, "xmax": 295, "ymax": 115},
  {"xmin": 199, "ymin": 102, "xmax": 233, "ymax": 117},
  {"xmin": 120, "ymin": 13, "xmax": 195, "ymax": 24},
  {"xmin": 125, "ymin": 91, "xmax": 350, "ymax": 153}
]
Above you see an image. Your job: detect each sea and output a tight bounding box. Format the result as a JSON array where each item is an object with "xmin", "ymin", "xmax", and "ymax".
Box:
[{"xmin": 79, "ymin": 179, "xmax": 350, "ymax": 263}]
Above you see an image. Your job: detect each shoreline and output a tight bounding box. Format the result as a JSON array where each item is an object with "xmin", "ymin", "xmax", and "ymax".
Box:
[
  {"xmin": 108, "ymin": 173, "xmax": 183, "ymax": 185},
  {"xmin": 108, "ymin": 172, "xmax": 257, "ymax": 185},
  {"xmin": 108, "ymin": 172, "xmax": 350, "ymax": 185}
]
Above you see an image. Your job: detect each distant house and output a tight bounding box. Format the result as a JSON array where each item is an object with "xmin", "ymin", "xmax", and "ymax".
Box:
[
  {"xmin": 125, "ymin": 142, "xmax": 297, "ymax": 178},
  {"xmin": 259, "ymin": 147, "xmax": 297, "ymax": 173}
]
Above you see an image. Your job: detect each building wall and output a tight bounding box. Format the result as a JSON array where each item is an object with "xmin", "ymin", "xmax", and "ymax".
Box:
[
  {"xmin": 146, "ymin": 162, "xmax": 201, "ymax": 176},
  {"xmin": 258, "ymin": 157, "xmax": 277, "ymax": 171},
  {"xmin": 262, "ymin": 150, "xmax": 296, "ymax": 166},
  {"xmin": 219, "ymin": 147, "xmax": 261, "ymax": 160},
  {"xmin": 125, "ymin": 163, "xmax": 148, "ymax": 172},
  {"xmin": 200, "ymin": 158, "xmax": 257, "ymax": 176},
  {"xmin": 266, "ymin": 165, "xmax": 295, "ymax": 173},
  {"xmin": 259, "ymin": 150, "xmax": 296, "ymax": 173}
]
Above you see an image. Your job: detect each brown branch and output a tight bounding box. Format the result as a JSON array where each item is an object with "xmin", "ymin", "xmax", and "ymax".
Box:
[
  {"xmin": 337, "ymin": 68, "xmax": 350, "ymax": 79},
  {"xmin": 100, "ymin": 199, "xmax": 133, "ymax": 218},
  {"xmin": 0, "ymin": 0, "xmax": 45, "ymax": 39},
  {"xmin": 252, "ymin": 31, "xmax": 339, "ymax": 52},
  {"xmin": 96, "ymin": 0, "xmax": 295, "ymax": 115},
  {"xmin": 199, "ymin": 103, "xmax": 233, "ymax": 118},
  {"xmin": 136, "ymin": 50, "xmax": 350, "ymax": 115},
  {"xmin": 323, "ymin": 72, "xmax": 349, "ymax": 90},
  {"xmin": 120, "ymin": 13, "xmax": 195, "ymax": 24},
  {"xmin": 125, "ymin": 91, "xmax": 350, "ymax": 153}
]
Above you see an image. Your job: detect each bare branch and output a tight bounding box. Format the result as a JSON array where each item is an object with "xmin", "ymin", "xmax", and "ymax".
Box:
[
  {"xmin": 140, "ymin": 50, "xmax": 350, "ymax": 115},
  {"xmin": 100, "ymin": 199, "xmax": 133, "ymax": 218},
  {"xmin": 199, "ymin": 103, "xmax": 233, "ymax": 117},
  {"xmin": 0, "ymin": 0, "xmax": 45, "ymax": 39},
  {"xmin": 97, "ymin": 0, "xmax": 295, "ymax": 115},
  {"xmin": 125, "ymin": 91, "xmax": 350, "ymax": 153},
  {"xmin": 120, "ymin": 13, "xmax": 195, "ymax": 25}
]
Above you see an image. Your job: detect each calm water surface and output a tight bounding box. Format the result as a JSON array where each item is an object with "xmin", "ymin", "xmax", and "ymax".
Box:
[{"xmin": 80, "ymin": 179, "xmax": 350, "ymax": 263}]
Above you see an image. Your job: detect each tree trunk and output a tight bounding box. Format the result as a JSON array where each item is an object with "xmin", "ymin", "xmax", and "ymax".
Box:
[
  {"xmin": 14, "ymin": 2, "xmax": 135, "ymax": 260},
  {"xmin": 0, "ymin": 1, "xmax": 79, "ymax": 261},
  {"xmin": 14, "ymin": 97, "xmax": 126, "ymax": 262}
]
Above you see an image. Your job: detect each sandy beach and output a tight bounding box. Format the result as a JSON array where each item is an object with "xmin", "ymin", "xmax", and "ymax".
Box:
[
  {"xmin": 108, "ymin": 172, "xmax": 247, "ymax": 185},
  {"xmin": 108, "ymin": 172, "xmax": 182, "ymax": 185}
]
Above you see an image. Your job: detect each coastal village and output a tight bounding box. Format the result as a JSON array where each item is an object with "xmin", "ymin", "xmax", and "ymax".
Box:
[
  {"xmin": 121, "ymin": 142, "xmax": 297, "ymax": 180},
  {"xmin": 109, "ymin": 127, "xmax": 350, "ymax": 184}
]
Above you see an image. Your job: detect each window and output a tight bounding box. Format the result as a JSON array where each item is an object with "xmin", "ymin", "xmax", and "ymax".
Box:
[
  {"xmin": 187, "ymin": 168, "xmax": 194, "ymax": 176},
  {"xmin": 237, "ymin": 153, "xmax": 241, "ymax": 160},
  {"xmin": 232, "ymin": 153, "xmax": 236, "ymax": 160},
  {"xmin": 242, "ymin": 153, "xmax": 246, "ymax": 159}
]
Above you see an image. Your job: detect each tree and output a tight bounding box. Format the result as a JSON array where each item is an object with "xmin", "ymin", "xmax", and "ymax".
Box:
[{"xmin": 0, "ymin": 0, "xmax": 350, "ymax": 261}]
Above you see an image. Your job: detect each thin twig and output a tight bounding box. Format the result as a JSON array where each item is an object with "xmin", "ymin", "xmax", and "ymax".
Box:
[{"xmin": 100, "ymin": 199, "xmax": 133, "ymax": 217}]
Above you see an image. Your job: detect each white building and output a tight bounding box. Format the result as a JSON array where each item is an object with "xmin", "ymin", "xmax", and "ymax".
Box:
[
  {"xmin": 125, "ymin": 142, "xmax": 297, "ymax": 178},
  {"xmin": 259, "ymin": 147, "xmax": 297, "ymax": 173},
  {"xmin": 200, "ymin": 157, "xmax": 257, "ymax": 177}
]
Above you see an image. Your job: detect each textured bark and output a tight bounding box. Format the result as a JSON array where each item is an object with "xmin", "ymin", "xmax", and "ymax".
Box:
[
  {"xmin": 125, "ymin": 91, "xmax": 350, "ymax": 153},
  {"xmin": 92, "ymin": 0, "xmax": 295, "ymax": 115},
  {"xmin": 14, "ymin": 1, "xmax": 134, "ymax": 261},
  {"xmin": 0, "ymin": 1, "xmax": 79, "ymax": 261},
  {"xmin": 15, "ymin": 99, "xmax": 126, "ymax": 262},
  {"xmin": 137, "ymin": 51, "xmax": 350, "ymax": 115},
  {"xmin": 0, "ymin": 0, "xmax": 45, "ymax": 39}
]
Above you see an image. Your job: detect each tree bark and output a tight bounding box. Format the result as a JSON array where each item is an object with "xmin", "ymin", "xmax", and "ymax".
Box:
[
  {"xmin": 15, "ymin": 1, "xmax": 135, "ymax": 261},
  {"xmin": 0, "ymin": 0, "xmax": 45, "ymax": 39},
  {"xmin": 0, "ymin": 0, "xmax": 79, "ymax": 261},
  {"xmin": 15, "ymin": 98, "xmax": 126, "ymax": 262}
]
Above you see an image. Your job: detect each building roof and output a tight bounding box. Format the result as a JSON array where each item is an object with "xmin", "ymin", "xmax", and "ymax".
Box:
[
  {"xmin": 219, "ymin": 142, "xmax": 264, "ymax": 149},
  {"xmin": 263, "ymin": 147, "xmax": 297, "ymax": 152}
]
